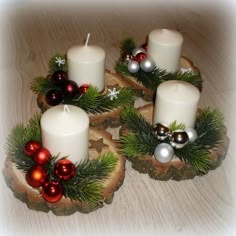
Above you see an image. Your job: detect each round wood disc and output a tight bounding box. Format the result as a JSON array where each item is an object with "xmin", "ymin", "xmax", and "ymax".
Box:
[
  {"xmin": 117, "ymin": 56, "xmax": 201, "ymax": 101},
  {"xmin": 3, "ymin": 128, "xmax": 126, "ymax": 215},
  {"xmin": 122, "ymin": 104, "xmax": 229, "ymax": 181}
]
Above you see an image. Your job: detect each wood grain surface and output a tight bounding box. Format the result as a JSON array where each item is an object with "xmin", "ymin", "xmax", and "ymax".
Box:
[{"xmin": 0, "ymin": 1, "xmax": 235, "ymax": 236}]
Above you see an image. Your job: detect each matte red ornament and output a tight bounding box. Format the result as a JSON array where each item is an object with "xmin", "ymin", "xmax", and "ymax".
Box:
[
  {"xmin": 62, "ymin": 80, "xmax": 80, "ymax": 97},
  {"xmin": 54, "ymin": 159, "xmax": 76, "ymax": 181},
  {"xmin": 41, "ymin": 180, "xmax": 63, "ymax": 203},
  {"xmin": 24, "ymin": 140, "xmax": 41, "ymax": 156},
  {"xmin": 33, "ymin": 148, "xmax": 51, "ymax": 165},
  {"xmin": 25, "ymin": 165, "xmax": 47, "ymax": 187},
  {"xmin": 134, "ymin": 52, "xmax": 147, "ymax": 63},
  {"xmin": 45, "ymin": 89, "xmax": 63, "ymax": 106},
  {"xmin": 51, "ymin": 71, "xmax": 67, "ymax": 85},
  {"xmin": 79, "ymin": 84, "xmax": 90, "ymax": 94}
]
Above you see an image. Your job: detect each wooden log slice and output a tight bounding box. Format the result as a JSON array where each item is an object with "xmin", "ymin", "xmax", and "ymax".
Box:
[
  {"xmin": 122, "ymin": 104, "xmax": 229, "ymax": 181},
  {"xmin": 117, "ymin": 56, "xmax": 201, "ymax": 101},
  {"xmin": 3, "ymin": 128, "xmax": 126, "ymax": 215},
  {"xmin": 37, "ymin": 70, "xmax": 132, "ymax": 129}
]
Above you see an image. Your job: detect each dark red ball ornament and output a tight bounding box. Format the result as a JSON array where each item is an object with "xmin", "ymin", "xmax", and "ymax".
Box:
[
  {"xmin": 24, "ymin": 140, "xmax": 41, "ymax": 156},
  {"xmin": 45, "ymin": 89, "xmax": 63, "ymax": 106},
  {"xmin": 25, "ymin": 165, "xmax": 47, "ymax": 187},
  {"xmin": 62, "ymin": 80, "xmax": 79, "ymax": 97},
  {"xmin": 79, "ymin": 84, "xmax": 90, "ymax": 94},
  {"xmin": 135, "ymin": 52, "xmax": 147, "ymax": 63},
  {"xmin": 54, "ymin": 159, "xmax": 76, "ymax": 181},
  {"xmin": 33, "ymin": 148, "xmax": 51, "ymax": 165},
  {"xmin": 41, "ymin": 180, "xmax": 63, "ymax": 203},
  {"xmin": 141, "ymin": 43, "xmax": 148, "ymax": 51},
  {"xmin": 51, "ymin": 71, "xmax": 67, "ymax": 85}
]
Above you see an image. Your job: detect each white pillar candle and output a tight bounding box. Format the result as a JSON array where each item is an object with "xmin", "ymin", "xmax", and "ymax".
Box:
[
  {"xmin": 40, "ymin": 105, "xmax": 89, "ymax": 163},
  {"xmin": 67, "ymin": 34, "xmax": 105, "ymax": 92},
  {"xmin": 153, "ymin": 80, "xmax": 200, "ymax": 128},
  {"xmin": 147, "ymin": 29, "xmax": 183, "ymax": 72}
]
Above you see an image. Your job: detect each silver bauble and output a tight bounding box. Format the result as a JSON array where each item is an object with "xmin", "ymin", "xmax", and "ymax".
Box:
[
  {"xmin": 153, "ymin": 123, "xmax": 170, "ymax": 140},
  {"xmin": 132, "ymin": 47, "xmax": 146, "ymax": 57},
  {"xmin": 154, "ymin": 143, "xmax": 174, "ymax": 163},
  {"xmin": 185, "ymin": 128, "xmax": 198, "ymax": 143},
  {"xmin": 128, "ymin": 60, "xmax": 140, "ymax": 73},
  {"xmin": 140, "ymin": 57, "xmax": 156, "ymax": 72},
  {"xmin": 170, "ymin": 130, "xmax": 189, "ymax": 149}
]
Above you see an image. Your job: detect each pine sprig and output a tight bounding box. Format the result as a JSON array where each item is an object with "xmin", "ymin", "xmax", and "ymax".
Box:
[
  {"xmin": 169, "ymin": 121, "xmax": 186, "ymax": 132},
  {"xmin": 31, "ymin": 76, "xmax": 56, "ymax": 94},
  {"xmin": 120, "ymin": 38, "xmax": 136, "ymax": 55},
  {"xmin": 49, "ymin": 53, "xmax": 67, "ymax": 74},
  {"xmin": 120, "ymin": 107, "xmax": 225, "ymax": 173}
]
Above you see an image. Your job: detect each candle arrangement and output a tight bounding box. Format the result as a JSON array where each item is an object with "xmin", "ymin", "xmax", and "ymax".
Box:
[{"xmin": 4, "ymin": 29, "xmax": 229, "ymax": 215}]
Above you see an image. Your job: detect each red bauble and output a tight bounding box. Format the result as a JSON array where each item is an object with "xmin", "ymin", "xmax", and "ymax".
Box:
[
  {"xmin": 51, "ymin": 71, "xmax": 67, "ymax": 85},
  {"xmin": 25, "ymin": 165, "xmax": 47, "ymax": 187},
  {"xmin": 54, "ymin": 159, "xmax": 76, "ymax": 181},
  {"xmin": 79, "ymin": 84, "xmax": 90, "ymax": 94},
  {"xmin": 62, "ymin": 80, "xmax": 79, "ymax": 97},
  {"xmin": 33, "ymin": 148, "xmax": 51, "ymax": 165},
  {"xmin": 24, "ymin": 140, "xmax": 41, "ymax": 156},
  {"xmin": 45, "ymin": 89, "xmax": 63, "ymax": 106},
  {"xmin": 41, "ymin": 180, "xmax": 63, "ymax": 203},
  {"xmin": 134, "ymin": 52, "xmax": 147, "ymax": 63}
]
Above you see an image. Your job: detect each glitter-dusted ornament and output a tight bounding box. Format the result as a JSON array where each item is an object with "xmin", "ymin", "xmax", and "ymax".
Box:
[
  {"xmin": 24, "ymin": 140, "xmax": 41, "ymax": 157},
  {"xmin": 79, "ymin": 84, "xmax": 90, "ymax": 94},
  {"xmin": 170, "ymin": 131, "xmax": 189, "ymax": 149},
  {"xmin": 25, "ymin": 165, "xmax": 47, "ymax": 187},
  {"xmin": 33, "ymin": 148, "xmax": 51, "ymax": 165},
  {"xmin": 134, "ymin": 52, "xmax": 147, "ymax": 63},
  {"xmin": 45, "ymin": 89, "xmax": 63, "ymax": 106},
  {"xmin": 154, "ymin": 143, "xmax": 174, "ymax": 163},
  {"xmin": 62, "ymin": 80, "xmax": 80, "ymax": 97},
  {"xmin": 128, "ymin": 60, "xmax": 140, "ymax": 73},
  {"xmin": 132, "ymin": 47, "xmax": 146, "ymax": 57},
  {"xmin": 185, "ymin": 128, "xmax": 198, "ymax": 143},
  {"xmin": 51, "ymin": 71, "xmax": 67, "ymax": 85},
  {"xmin": 54, "ymin": 159, "xmax": 76, "ymax": 181},
  {"xmin": 122, "ymin": 53, "xmax": 134, "ymax": 64},
  {"xmin": 41, "ymin": 180, "xmax": 63, "ymax": 203},
  {"xmin": 140, "ymin": 57, "xmax": 155, "ymax": 72},
  {"xmin": 141, "ymin": 43, "xmax": 148, "ymax": 51},
  {"xmin": 153, "ymin": 123, "xmax": 170, "ymax": 140}
]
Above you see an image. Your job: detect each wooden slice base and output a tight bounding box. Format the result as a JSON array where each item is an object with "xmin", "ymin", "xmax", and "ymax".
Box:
[
  {"xmin": 117, "ymin": 56, "xmax": 201, "ymax": 101},
  {"xmin": 3, "ymin": 128, "xmax": 126, "ymax": 215},
  {"xmin": 123, "ymin": 104, "xmax": 229, "ymax": 181},
  {"xmin": 37, "ymin": 70, "xmax": 132, "ymax": 129}
]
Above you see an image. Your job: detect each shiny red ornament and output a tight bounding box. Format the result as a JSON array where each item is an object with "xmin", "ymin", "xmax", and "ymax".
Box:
[
  {"xmin": 51, "ymin": 71, "xmax": 67, "ymax": 85},
  {"xmin": 25, "ymin": 165, "xmax": 47, "ymax": 187},
  {"xmin": 33, "ymin": 148, "xmax": 51, "ymax": 165},
  {"xmin": 54, "ymin": 159, "xmax": 76, "ymax": 181},
  {"xmin": 79, "ymin": 84, "xmax": 90, "ymax": 94},
  {"xmin": 134, "ymin": 52, "xmax": 147, "ymax": 63},
  {"xmin": 45, "ymin": 89, "xmax": 63, "ymax": 106},
  {"xmin": 41, "ymin": 180, "xmax": 63, "ymax": 203},
  {"xmin": 62, "ymin": 80, "xmax": 80, "ymax": 97},
  {"xmin": 24, "ymin": 140, "xmax": 41, "ymax": 156}
]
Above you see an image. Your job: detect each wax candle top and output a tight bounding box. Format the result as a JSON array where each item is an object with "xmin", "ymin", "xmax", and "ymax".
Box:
[
  {"xmin": 67, "ymin": 45, "xmax": 105, "ymax": 63},
  {"xmin": 41, "ymin": 105, "xmax": 89, "ymax": 135},
  {"xmin": 157, "ymin": 80, "xmax": 200, "ymax": 103},
  {"xmin": 149, "ymin": 29, "xmax": 183, "ymax": 45}
]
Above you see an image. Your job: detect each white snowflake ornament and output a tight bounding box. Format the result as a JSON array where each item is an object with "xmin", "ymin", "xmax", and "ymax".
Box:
[
  {"xmin": 107, "ymin": 88, "xmax": 120, "ymax": 101},
  {"xmin": 55, "ymin": 57, "xmax": 65, "ymax": 67}
]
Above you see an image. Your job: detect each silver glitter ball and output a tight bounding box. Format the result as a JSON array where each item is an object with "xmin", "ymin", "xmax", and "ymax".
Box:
[
  {"xmin": 154, "ymin": 143, "xmax": 174, "ymax": 163},
  {"xmin": 128, "ymin": 60, "xmax": 140, "ymax": 73},
  {"xmin": 170, "ymin": 130, "xmax": 189, "ymax": 149},
  {"xmin": 185, "ymin": 128, "xmax": 198, "ymax": 143},
  {"xmin": 132, "ymin": 47, "xmax": 146, "ymax": 57},
  {"xmin": 140, "ymin": 57, "xmax": 155, "ymax": 72}
]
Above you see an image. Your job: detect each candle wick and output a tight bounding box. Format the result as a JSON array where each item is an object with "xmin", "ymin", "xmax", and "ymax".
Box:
[
  {"xmin": 64, "ymin": 105, "xmax": 70, "ymax": 113},
  {"xmin": 85, "ymin": 33, "xmax": 90, "ymax": 46}
]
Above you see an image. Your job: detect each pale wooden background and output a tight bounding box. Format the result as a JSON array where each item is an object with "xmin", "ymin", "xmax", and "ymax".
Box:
[{"xmin": 0, "ymin": 1, "xmax": 236, "ymax": 236}]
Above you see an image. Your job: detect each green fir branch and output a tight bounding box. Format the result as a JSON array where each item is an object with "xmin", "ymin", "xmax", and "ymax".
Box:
[
  {"xmin": 31, "ymin": 76, "xmax": 57, "ymax": 94},
  {"xmin": 169, "ymin": 121, "xmax": 186, "ymax": 132},
  {"xmin": 49, "ymin": 53, "xmax": 67, "ymax": 74},
  {"xmin": 120, "ymin": 38, "xmax": 136, "ymax": 55}
]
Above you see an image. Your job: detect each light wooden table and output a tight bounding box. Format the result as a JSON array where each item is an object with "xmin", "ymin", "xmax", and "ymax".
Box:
[{"xmin": 0, "ymin": 2, "xmax": 235, "ymax": 235}]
